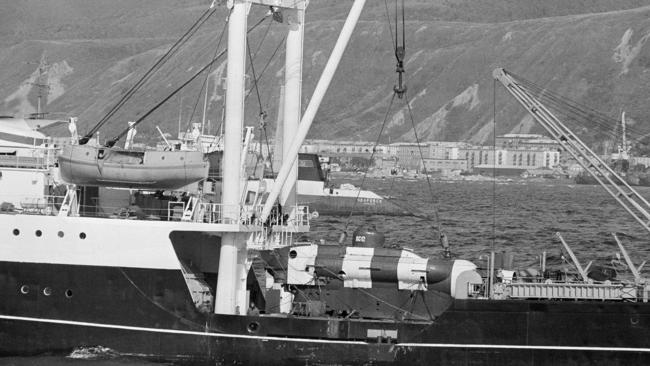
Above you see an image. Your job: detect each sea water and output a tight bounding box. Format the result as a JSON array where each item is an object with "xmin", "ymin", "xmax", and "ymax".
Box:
[{"xmin": 3, "ymin": 178, "xmax": 648, "ymax": 365}]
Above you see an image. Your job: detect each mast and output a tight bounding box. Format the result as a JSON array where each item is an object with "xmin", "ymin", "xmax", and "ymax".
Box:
[
  {"xmin": 215, "ymin": 0, "xmax": 249, "ymax": 315},
  {"xmin": 621, "ymin": 111, "xmax": 629, "ymax": 161},
  {"xmin": 202, "ymin": 76, "xmax": 209, "ymax": 135},
  {"xmin": 260, "ymin": 0, "xmax": 367, "ymax": 222},
  {"xmin": 280, "ymin": 3, "xmax": 305, "ymax": 210}
]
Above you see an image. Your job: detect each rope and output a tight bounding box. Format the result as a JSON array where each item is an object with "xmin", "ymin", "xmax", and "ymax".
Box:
[
  {"xmin": 185, "ymin": 13, "xmax": 230, "ymax": 138},
  {"xmin": 319, "ymin": 266, "xmax": 433, "ymax": 322},
  {"xmin": 107, "ymin": 13, "xmax": 272, "ymax": 146},
  {"xmin": 81, "ymin": 5, "xmax": 219, "ymax": 144},
  {"xmin": 106, "ymin": 49, "xmax": 228, "ymax": 147},
  {"xmin": 404, "ymin": 92, "xmax": 444, "ymax": 242},
  {"xmin": 249, "ymin": 36, "xmax": 286, "ymax": 177},
  {"xmin": 492, "ymin": 79, "xmax": 497, "ymax": 252},
  {"xmin": 342, "ymin": 93, "xmax": 396, "ymax": 232},
  {"xmin": 247, "ymin": 38, "xmax": 265, "ymax": 119},
  {"xmin": 507, "ymin": 70, "xmax": 650, "ymax": 145}
]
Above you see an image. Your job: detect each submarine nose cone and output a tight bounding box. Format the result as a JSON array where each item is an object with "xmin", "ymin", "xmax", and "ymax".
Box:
[{"xmin": 352, "ymin": 226, "xmax": 385, "ymax": 248}]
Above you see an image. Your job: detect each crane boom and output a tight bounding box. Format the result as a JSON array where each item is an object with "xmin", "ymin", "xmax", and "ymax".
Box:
[{"xmin": 493, "ymin": 68, "xmax": 650, "ymax": 235}]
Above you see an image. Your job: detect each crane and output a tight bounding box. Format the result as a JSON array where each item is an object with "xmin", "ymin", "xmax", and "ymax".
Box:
[{"xmin": 493, "ymin": 67, "xmax": 650, "ymax": 235}]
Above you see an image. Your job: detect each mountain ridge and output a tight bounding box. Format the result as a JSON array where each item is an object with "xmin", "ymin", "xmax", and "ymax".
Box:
[{"xmin": 1, "ymin": 0, "xmax": 650, "ymax": 153}]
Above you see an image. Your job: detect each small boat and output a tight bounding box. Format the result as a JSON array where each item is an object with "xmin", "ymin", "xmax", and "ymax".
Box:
[{"xmin": 58, "ymin": 144, "xmax": 209, "ymax": 190}]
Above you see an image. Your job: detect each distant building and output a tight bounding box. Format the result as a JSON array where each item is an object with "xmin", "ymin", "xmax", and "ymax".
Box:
[
  {"xmin": 390, "ymin": 142, "xmax": 428, "ymax": 170},
  {"xmin": 427, "ymin": 141, "xmax": 470, "ymax": 160},
  {"xmin": 461, "ymin": 146, "xmax": 560, "ymax": 175},
  {"xmin": 421, "ymin": 158, "xmax": 468, "ymax": 172},
  {"xmin": 632, "ymin": 157, "xmax": 650, "ymax": 168},
  {"xmin": 496, "ymin": 134, "xmax": 559, "ymax": 149}
]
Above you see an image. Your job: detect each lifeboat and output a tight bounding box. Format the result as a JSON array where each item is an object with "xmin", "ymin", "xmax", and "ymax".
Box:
[{"xmin": 58, "ymin": 144, "xmax": 209, "ymax": 190}]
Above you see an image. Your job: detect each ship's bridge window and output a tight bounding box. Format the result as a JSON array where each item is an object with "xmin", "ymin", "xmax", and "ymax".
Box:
[{"xmin": 245, "ymin": 191, "xmax": 256, "ymax": 204}]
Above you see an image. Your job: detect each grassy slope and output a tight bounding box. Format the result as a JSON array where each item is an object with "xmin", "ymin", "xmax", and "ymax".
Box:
[{"xmin": 1, "ymin": 0, "xmax": 650, "ymax": 147}]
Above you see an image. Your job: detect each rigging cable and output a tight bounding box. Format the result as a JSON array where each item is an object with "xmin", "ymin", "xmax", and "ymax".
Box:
[
  {"xmin": 184, "ymin": 11, "xmax": 231, "ymax": 139},
  {"xmin": 106, "ymin": 13, "xmax": 272, "ymax": 147},
  {"xmin": 319, "ymin": 266, "xmax": 434, "ymax": 321},
  {"xmin": 106, "ymin": 50, "xmax": 227, "ymax": 147},
  {"xmin": 492, "ymin": 79, "xmax": 497, "ymax": 252},
  {"xmin": 341, "ymin": 0, "xmax": 402, "ymax": 228},
  {"xmin": 404, "ymin": 93, "xmax": 447, "ymax": 254},
  {"xmin": 506, "ymin": 71, "xmax": 650, "ymax": 144},
  {"xmin": 250, "ymin": 35, "xmax": 287, "ymax": 177},
  {"xmin": 80, "ymin": 4, "xmax": 219, "ymax": 145},
  {"xmin": 184, "ymin": 13, "xmax": 271, "ymax": 138},
  {"xmin": 247, "ymin": 36, "xmax": 267, "ymax": 177},
  {"xmin": 342, "ymin": 92, "xmax": 397, "ymax": 234}
]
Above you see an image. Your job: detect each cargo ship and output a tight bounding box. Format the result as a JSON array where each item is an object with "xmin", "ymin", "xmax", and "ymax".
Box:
[{"xmin": 2, "ymin": 2, "xmax": 650, "ymax": 366}]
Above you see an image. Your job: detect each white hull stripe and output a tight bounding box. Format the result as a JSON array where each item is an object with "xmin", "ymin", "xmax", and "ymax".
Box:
[
  {"xmin": 0, "ymin": 314, "xmax": 365, "ymax": 345},
  {"xmin": 2, "ymin": 314, "xmax": 650, "ymax": 352}
]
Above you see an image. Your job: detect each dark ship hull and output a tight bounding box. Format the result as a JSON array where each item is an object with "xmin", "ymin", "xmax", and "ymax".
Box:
[
  {"xmin": 574, "ymin": 171, "xmax": 650, "ymax": 187},
  {"xmin": 2, "ymin": 260, "xmax": 650, "ymax": 365},
  {"xmin": 299, "ymin": 194, "xmax": 411, "ymax": 216}
]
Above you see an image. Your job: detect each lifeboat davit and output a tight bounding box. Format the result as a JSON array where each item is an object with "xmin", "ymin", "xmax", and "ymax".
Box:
[{"xmin": 58, "ymin": 144, "xmax": 209, "ymax": 190}]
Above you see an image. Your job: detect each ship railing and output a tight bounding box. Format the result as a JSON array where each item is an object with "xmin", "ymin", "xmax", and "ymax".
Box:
[
  {"xmin": 0, "ymin": 146, "xmax": 59, "ymax": 170},
  {"xmin": 262, "ymin": 204, "xmax": 311, "ymax": 227},
  {"xmin": 491, "ymin": 278, "xmax": 650, "ymax": 302},
  {"xmin": 187, "ymin": 202, "xmax": 262, "ymax": 225},
  {"xmin": 0, "ymin": 155, "xmax": 48, "ymax": 169},
  {"xmin": 0, "ymin": 195, "xmax": 65, "ymax": 215}
]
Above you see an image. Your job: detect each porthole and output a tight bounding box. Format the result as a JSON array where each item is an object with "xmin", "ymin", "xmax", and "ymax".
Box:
[
  {"xmin": 247, "ymin": 322, "xmax": 260, "ymax": 333},
  {"xmin": 65, "ymin": 289, "xmax": 73, "ymax": 298},
  {"xmin": 289, "ymin": 250, "xmax": 297, "ymax": 259},
  {"xmin": 161, "ymin": 156, "xmax": 165, "ymax": 160},
  {"xmin": 79, "ymin": 232, "xmax": 86, "ymax": 239},
  {"xmin": 20, "ymin": 285, "xmax": 30, "ymax": 294},
  {"xmin": 43, "ymin": 287, "xmax": 52, "ymax": 296},
  {"xmin": 180, "ymin": 156, "xmax": 184, "ymax": 161},
  {"xmin": 58, "ymin": 231, "xmax": 64, "ymax": 238},
  {"xmin": 13, "ymin": 229, "xmax": 19, "ymax": 236},
  {"xmin": 35, "ymin": 230, "xmax": 42, "ymax": 237}
]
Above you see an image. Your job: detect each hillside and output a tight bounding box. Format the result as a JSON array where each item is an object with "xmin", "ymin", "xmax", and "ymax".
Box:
[{"xmin": 2, "ymin": 0, "xmax": 650, "ymax": 152}]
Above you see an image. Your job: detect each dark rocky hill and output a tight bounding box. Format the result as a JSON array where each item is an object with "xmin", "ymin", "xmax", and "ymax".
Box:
[{"xmin": 2, "ymin": 0, "xmax": 650, "ymax": 153}]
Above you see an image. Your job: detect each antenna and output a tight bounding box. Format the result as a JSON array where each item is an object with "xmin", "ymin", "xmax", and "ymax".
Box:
[
  {"xmin": 178, "ymin": 96, "xmax": 183, "ymax": 139},
  {"xmin": 26, "ymin": 56, "xmax": 51, "ymax": 119}
]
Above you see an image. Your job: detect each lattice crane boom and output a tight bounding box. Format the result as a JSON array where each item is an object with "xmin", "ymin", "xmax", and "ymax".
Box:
[{"xmin": 493, "ymin": 67, "xmax": 650, "ymax": 235}]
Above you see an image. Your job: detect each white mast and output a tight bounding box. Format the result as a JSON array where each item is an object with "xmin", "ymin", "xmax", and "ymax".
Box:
[
  {"xmin": 260, "ymin": 0, "xmax": 367, "ymax": 222},
  {"xmin": 280, "ymin": 4, "xmax": 306, "ymax": 210},
  {"xmin": 215, "ymin": 0, "xmax": 249, "ymax": 315},
  {"xmin": 272, "ymin": 86, "xmax": 285, "ymax": 171},
  {"xmin": 621, "ymin": 111, "xmax": 629, "ymax": 160},
  {"xmin": 201, "ymin": 76, "xmax": 209, "ymax": 135}
]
